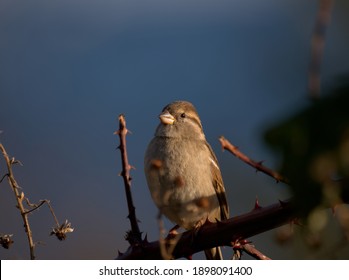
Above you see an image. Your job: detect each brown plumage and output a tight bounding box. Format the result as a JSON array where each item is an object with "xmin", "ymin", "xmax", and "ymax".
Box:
[{"xmin": 144, "ymin": 101, "xmax": 229, "ymax": 259}]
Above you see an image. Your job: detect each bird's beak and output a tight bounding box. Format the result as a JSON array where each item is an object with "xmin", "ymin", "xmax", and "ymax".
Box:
[{"xmin": 159, "ymin": 110, "xmax": 175, "ymax": 125}]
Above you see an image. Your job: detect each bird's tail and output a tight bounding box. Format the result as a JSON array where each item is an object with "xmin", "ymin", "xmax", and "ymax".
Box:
[{"xmin": 204, "ymin": 247, "xmax": 223, "ymax": 260}]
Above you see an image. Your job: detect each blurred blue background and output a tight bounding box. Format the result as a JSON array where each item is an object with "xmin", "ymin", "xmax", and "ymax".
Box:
[{"xmin": 1, "ymin": 0, "xmax": 348, "ymax": 259}]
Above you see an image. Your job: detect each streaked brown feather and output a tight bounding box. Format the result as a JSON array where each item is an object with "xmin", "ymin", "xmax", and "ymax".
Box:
[{"xmin": 206, "ymin": 142, "xmax": 229, "ymax": 221}]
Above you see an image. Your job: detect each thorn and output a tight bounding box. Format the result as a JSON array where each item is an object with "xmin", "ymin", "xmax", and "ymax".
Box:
[
  {"xmin": 254, "ymin": 197, "xmax": 262, "ymax": 210},
  {"xmin": 113, "ymin": 130, "xmax": 121, "ymax": 135},
  {"xmin": 231, "ymin": 240, "xmax": 242, "ymax": 249},
  {"xmin": 215, "ymin": 218, "xmax": 225, "ymax": 226},
  {"xmin": 19, "ymin": 192, "xmax": 25, "ymax": 201},
  {"xmin": 118, "ymin": 250, "xmax": 124, "ymax": 257},
  {"xmin": 125, "ymin": 129, "xmax": 131, "ymax": 135},
  {"xmin": 278, "ymin": 199, "xmax": 289, "ymax": 208},
  {"xmin": 129, "ymin": 165, "xmax": 136, "ymax": 170},
  {"xmin": 186, "ymin": 255, "xmax": 193, "ymax": 260},
  {"xmin": 119, "ymin": 128, "xmax": 130, "ymax": 135},
  {"xmin": 240, "ymin": 239, "xmax": 250, "ymax": 245},
  {"xmin": 203, "ymin": 217, "xmax": 213, "ymax": 226},
  {"xmin": 219, "ymin": 136, "xmax": 225, "ymax": 149},
  {"xmin": 116, "ymin": 145, "xmax": 121, "ymax": 150},
  {"xmin": 143, "ymin": 234, "xmax": 149, "ymax": 243},
  {"xmin": 255, "ymin": 161, "xmax": 264, "ymax": 173},
  {"xmin": 168, "ymin": 225, "xmax": 180, "ymax": 237}
]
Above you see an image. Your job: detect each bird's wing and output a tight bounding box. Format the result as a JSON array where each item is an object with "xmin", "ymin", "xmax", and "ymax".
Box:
[{"xmin": 206, "ymin": 142, "xmax": 229, "ymax": 221}]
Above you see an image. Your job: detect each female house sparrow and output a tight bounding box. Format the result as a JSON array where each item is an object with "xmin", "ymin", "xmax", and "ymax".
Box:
[{"xmin": 144, "ymin": 101, "xmax": 229, "ymax": 259}]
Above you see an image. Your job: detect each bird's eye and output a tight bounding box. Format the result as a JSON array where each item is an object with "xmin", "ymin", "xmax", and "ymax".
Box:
[{"xmin": 180, "ymin": 113, "xmax": 186, "ymax": 118}]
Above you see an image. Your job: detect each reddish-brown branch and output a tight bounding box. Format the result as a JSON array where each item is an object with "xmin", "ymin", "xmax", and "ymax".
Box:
[
  {"xmin": 219, "ymin": 136, "xmax": 289, "ymax": 184},
  {"xmin": 116, "ymin": 200, "xmax": 294, "ymax": 259},
  {"xmin": 114, "ymin": 114, "xmax": 142, "ymax": 244},
  {"xmin": 241, "ymin": 243, "xmax": 271, "ymax": 260},
  {"xmin": 231, "ymin": 239, "xmax": 271, "ymax": 260}
]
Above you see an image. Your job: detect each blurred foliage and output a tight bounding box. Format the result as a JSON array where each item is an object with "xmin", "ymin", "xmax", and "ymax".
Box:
[
  {"xmin": 265, "ymin": 76, "xmax": 349, "ymax": 258},
  {"xmin": 265, "ymin": 76, "xmax": 349, "ymax": 222}
]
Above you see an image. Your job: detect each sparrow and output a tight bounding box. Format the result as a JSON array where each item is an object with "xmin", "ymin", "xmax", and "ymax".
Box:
[{"xmin": 144, "ymin": 101, "xmax": 229, "ymax": 259}]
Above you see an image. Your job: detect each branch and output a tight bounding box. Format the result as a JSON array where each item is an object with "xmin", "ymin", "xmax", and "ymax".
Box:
[
  {"xmin": 0, "ymin": 143, "xmax": 73, "ymax": 256},
  {"xmin": 219, "ymin": 136, "xmax": 289, "ymax": 184},
  {"xmin": 23, "ymin": 199, "xmax": 47, "ymax": 215},
  {"xmin": 238, "ymin": 242, "xmax": 271, "ymax": 260},
  {"xmin": 308, "ymin": 0, "xmax": 334, "ymax": 99},
  {"xmin": 114, "ymin": 114, "xmax": 142, "ymax": 244},
  {"xmin": 116, "ymin": 200, "xmax": 294, "ymax": 259},
  {"xmin": 112, "ymin": 120, "xmax": 291, "ymax": 259},
  {"xmin": 0, "ymin": 143, "xmax": 36, "ymax": 259}
]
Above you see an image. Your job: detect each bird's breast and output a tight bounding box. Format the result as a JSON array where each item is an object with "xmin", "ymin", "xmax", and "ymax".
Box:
[{"xmin": 144, "ymin": 137, "xmax": 220, "ymax": 228}]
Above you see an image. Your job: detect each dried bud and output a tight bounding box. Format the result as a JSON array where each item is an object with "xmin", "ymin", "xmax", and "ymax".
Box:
[
  {"xmin": 50, "ymin": 220, "xmax": 74, "ymax": 241},
  {"xmin": 0, "ymin": 234, "xmax": 14, "ymax": 249}
]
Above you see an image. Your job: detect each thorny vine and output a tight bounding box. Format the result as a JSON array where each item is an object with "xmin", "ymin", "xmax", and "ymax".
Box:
[{"xmin": 114, "ymin": 114, "xmax": 297, "ymax": 260}]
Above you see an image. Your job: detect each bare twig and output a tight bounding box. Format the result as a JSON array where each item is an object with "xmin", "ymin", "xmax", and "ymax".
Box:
[
  {"xmin": 0, "ymin": 143, "xmax": 72, "ymax": 257},
  {"xmin": 46, "ymin": 200, "xmax": 60, "ymax": 227},
  {"xmin": 308, "ymin": 0, "xmax": 334, "ymax": 99},
  {"xmin": 23, "ymin": 198, "xmax": 60, "ymax": 228},
  {"xmin": 114, "ymin": 114, "xmax": 142, "ymax": 244},
  {"xmin": 219, "ymin": 136, "xmax": 289, "ymax": 184},
  {"xmin": 241, "ymin": 242, "xmax": 271, "ymax": 260},
  {"xmin": 23, "ymin": 199, "xmax": 47, "ymax": 215},
  {"xmin": 0, "ymin": 173, "xmax": 7, "ymax": 183},
  {"xmin": 0, "ymin": 143, "xmax": 36, "ymax": 259}
]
